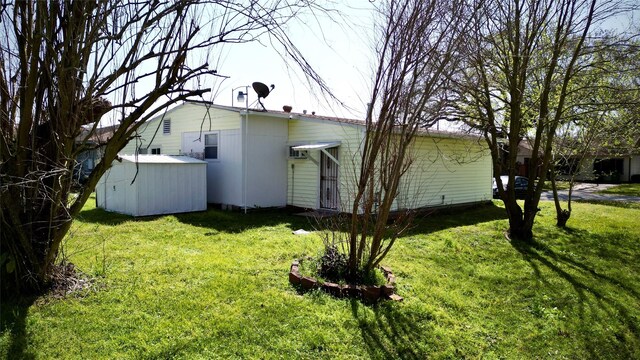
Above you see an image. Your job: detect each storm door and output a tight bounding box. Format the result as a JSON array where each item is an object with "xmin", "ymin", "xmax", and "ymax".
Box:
[{"xmin": 320, "ymin": 147, "xmax": 339, "ymax": 209}]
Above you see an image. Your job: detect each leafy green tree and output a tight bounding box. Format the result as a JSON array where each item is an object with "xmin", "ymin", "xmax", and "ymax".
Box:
[
  {"xmin": 550, "ymin": 37, "xmax": 640, "ymax": 226},
  {"xmin": 450, "ymin": 0, "xmax": 634, "ymax": 240}
]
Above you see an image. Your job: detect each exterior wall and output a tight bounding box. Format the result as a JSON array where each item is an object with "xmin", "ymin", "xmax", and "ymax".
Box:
[
  {"xmin": 630, "ymin": 156, "xmax": 640, "ymax": 181},
  {"xmin": 96, "ymin": 161, "xmax": 139, "ymax": 215},
  {"xmin": 286, "ymin": 118, "xmax": 363, "ymax": 210},
  {"xmin": 182, "ymin": 128, "xmax": 243, "ymax": 205},
  {"xmin": 133, "ymin": 162, "xmax": 207, "ymax": 216},
  {"xmin": 245, "ymin": 115, "xmax": 288, "ymax": 208},
  {"xmin": 115, "ymin": 103, "xmax": 493, "ymax": 212},
  {"xmin": 567, "ymin": 155, "xmax": 640, "ymax": 183},
  {"xmin": 120, "ymin": 103, "xmax": 240, "ymax": 155},
  {"xmin": 96, "ymin": 161, "xmax": 206, "ymax": 216},
  {"xmin": 120, "ymin": 103, "xmax": 243, "ymax": 206},
  {"xmin": 286, "ymin": 118, "xmax": 491, "ymax": 211},
  {"xmin": 398, "ymin": 136, "xmax": 492, "ymax": 209}
]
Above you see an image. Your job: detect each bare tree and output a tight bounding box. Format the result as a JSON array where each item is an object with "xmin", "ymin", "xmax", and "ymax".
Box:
[
  {"xmin": 332, "ymin": 0, "xmax": 473, "ymax": 280},
  {"xmin": 0, "ymin": 0, "xmax": 331, "ymax": 295},
  {"xmin": 450, "ymin": 0, "xmax": 634, "ymax": 241}
]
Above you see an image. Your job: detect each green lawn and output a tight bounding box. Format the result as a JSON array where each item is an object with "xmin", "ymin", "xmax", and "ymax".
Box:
[
  {"xmin": 598, "ymin": 183, "xmax": 640, "ymax": 197},
  {"xmin": 2, "ymin": 198, "xmax": 639, "ymax": 359}
]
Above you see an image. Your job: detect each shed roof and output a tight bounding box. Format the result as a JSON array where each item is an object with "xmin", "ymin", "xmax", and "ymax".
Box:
[{"xmin": 118, "ymin": 154, "xmax": 206, "ymax": 164}]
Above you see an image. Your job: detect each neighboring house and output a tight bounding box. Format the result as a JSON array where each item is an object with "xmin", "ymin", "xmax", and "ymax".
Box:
[
  {"xmin": 118, "ymin": 102, "xmax": 493, "ymax": 212},
  {"xmin": 570, "ymin": 152, "xmax": 640, "ymax": 183},
  {"xmin": 514, "ymin": 140, "xmax": 537, "ymax": 177},
  {"xmin": 511, "ymin": 137, "xmax": 640, "ymax": 183},
  {"xmin": 74, "ymin": 124, "xmax": 118, "ymax": 184}
]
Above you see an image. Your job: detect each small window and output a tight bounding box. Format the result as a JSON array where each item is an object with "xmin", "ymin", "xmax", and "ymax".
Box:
[
  {"xmin": 205, "ymin": 133, "xmax": 218, "ymax": 160},
  {"xmin": 289, "ymin": 146, "xmax": 306, "ymax": 159},
  {"xmin": 163, "ymin": 119, "xmax": 171, "ymax": 135},
  {"xmin": 138, "ymin": 147, "xmax": 160, "ymax": 155}
]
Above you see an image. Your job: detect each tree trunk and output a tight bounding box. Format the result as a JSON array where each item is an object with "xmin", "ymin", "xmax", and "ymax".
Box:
[
  {"xmin": 556, "ymin": 209, "xmax": 571, "ymax": 227},
  {"xmin": 550, "ymin": 169, "xmax": 572, "ymax": 228},
  {"xmin": 504, "ymin": 198, "xmax": 535, "ymax": 242}
]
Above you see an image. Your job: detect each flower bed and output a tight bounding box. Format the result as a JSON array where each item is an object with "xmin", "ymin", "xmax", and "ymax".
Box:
[{"xmin": 288, "ymin": 260, "xmax": 403, "ymax": 302}]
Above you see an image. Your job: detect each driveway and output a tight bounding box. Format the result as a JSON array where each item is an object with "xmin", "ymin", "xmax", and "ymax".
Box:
[{"xmin": 540, "ymin": 183, "xmax": 640, "ymax": 203}]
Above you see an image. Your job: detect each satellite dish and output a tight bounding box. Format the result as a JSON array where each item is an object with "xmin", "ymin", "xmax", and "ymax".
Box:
[{"xmin": 252, "ymin": 82, "xmax": 275, "ymax": 111}]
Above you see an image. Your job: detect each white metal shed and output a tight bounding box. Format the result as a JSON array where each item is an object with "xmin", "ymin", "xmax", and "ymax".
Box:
[{"xmin": 96, "ymin": 155, "xmax": 207, "ymax": 216}]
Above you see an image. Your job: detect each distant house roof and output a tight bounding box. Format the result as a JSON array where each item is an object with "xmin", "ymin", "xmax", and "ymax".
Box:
[
  {"xmin": 118, "ymin": 154, "xmax": 206, "ymax": 164},
  {"xmin": 76, "ymin": 124, "xmax": 118, "ymax": 144}
]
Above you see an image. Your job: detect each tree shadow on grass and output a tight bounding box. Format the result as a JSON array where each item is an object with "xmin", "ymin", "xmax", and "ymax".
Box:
[
  {"xmin": 350, "ymin": 299, "xmax": 434, "ymax": 359},
  {"xmin": 75, "ymin": 207, "xmax": 155, "ymax": 226},
  {"xmin": 78, "ymin": 201, "xmax": 507, "ymax": 236},
  {"xmin": 510, "ymin": 230, "xmax": 640, "ymax": 357},
  {"xmin": 0, "ymin": 296, "xmax": 36, "ymax": 360},
  {"xmin": 173, "ymin": 207, "xmax": 315, "ymax": 234},
  {"xmin": 76, "ymin": 205, "xmax": 310, "ymax": 233},
  {"xmin": 405, "ymin": 202, "xmax": 508, "ymax": 236}
]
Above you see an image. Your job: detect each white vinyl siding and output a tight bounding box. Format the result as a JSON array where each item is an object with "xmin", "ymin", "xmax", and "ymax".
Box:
[
  {"xmin": 397, "ymin": 136, "xmax": 492, "ymax": 209},
  {"xmin": 245, "ymin": 114, "xmax": 288, "ymax": 208},
  {"xmin": 116, "ymin": 103, "xmax": 492, "ymax": 212},
  {"xmin": 287, "ymin": 118, "xmax": 492, "ymax": 211},
  {"xmin": 96, "ymin": 155, "xmax": 207, "ymax": 216},
  {"xmin": 287, "ymin": 119, "xmax": 363, "ymax": 210},
  {"xmin": 120, "ymin": 103, "xmax": 240, "ymax": 155}
]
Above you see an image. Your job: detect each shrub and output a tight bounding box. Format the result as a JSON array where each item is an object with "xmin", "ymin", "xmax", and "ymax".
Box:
[{"xmin": 318, "ymin": 246, "xmax": 348, "ymax": 282}]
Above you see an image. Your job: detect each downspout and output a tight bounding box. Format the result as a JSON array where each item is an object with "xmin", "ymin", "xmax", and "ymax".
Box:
[
  {"xmin": 243, "ymin": 110, "xmax": 248, "ymax": 214},
  {"xmin": 291, "ymin": 163, "xmax": 295, "ymax": 205}
]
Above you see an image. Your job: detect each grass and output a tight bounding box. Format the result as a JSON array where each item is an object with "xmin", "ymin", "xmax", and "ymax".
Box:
[
  {"xmin": 597, "ymin": 183, "xmax": 640, "ymax": 197},
  {"xmin": 2, "ymin": 197, "xmax": 639, "ymax": 359}
]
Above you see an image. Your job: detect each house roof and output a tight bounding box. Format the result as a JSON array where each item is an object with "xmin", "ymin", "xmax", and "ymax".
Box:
[
  {"xmin": 118, "ymin": 154, "xmax": 206, "ymax": 164},
  {"xmin": 185, "ymin": 102, "xmax": 480, "ymax": 140},
  {"xmin": 76, "ymin": 124, "xmax": 118, "ymax": 144}
]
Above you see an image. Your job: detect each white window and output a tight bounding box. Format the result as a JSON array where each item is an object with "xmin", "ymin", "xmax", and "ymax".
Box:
[
  {"xmin": 138, "ymin": 147, "xmax": 161, "ymax": 155},
  {"xmin": 205, "ymin": 133, "xmax": 218, "ymax": 160},
  {"xmin": 288, "ymin": 146, "xmax": 307, "ymax": 159},
  {"xmin": 163, "ymin": 119, "xmax": 171, "ymax": 135}
]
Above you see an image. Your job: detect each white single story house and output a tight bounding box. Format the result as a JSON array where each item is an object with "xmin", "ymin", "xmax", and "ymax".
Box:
[
  {"xmin": 118, "ymin": 102, "xmax": 493, "ymax": 212},
  {"xmin": 566, "ymin": 154, "xmax": 640, "ymax": 183},
  {"xmin": 514, "ymin": 139, "xmax": 640, "ymax": 183},
  {"xmin": 96, "ymin": 154, "xmax": 207, "ymax": 216}
]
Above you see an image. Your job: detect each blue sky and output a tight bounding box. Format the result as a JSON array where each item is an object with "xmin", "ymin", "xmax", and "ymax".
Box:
[
  {"xmin": 204, "ymin": 1, "xmax": 638, "ymax": 120},
  {"xmin": 98, "ymin": 1, "xmax": 637, "ymax": 128},
  {"xmin": 204, "ymin": 1, "xmax": 378, "ymax": 120}
]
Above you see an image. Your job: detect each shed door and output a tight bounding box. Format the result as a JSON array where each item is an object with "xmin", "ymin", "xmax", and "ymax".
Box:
[{"xmin": 320, "ymin": 147, "xmax": 339, "ymax": 209}]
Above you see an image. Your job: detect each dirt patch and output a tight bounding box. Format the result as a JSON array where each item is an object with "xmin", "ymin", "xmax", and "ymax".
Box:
[{"xmin": 47, "ymin": 262, "xmax": 94, "ymax": 299}]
